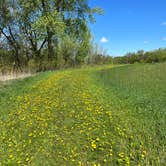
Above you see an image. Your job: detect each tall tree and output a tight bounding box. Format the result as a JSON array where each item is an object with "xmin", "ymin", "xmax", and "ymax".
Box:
[
  {"xmin": 0, "ymin": 0, "xmax": 103, "ymax": 70},
  {"xmin": 0, "ymin": 0, "xmax": 22, "ymax": 69}
]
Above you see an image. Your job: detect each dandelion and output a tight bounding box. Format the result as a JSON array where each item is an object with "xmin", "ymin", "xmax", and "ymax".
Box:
[
  {"xmin": 103, "ymin": 159, "xmax": 107, "ymax": 162},
  {"xmin": 28, "ymin": 133, "xmax": 33, "ymax": 137},
  {"xmin": 91, "ymin": 140, "xmax": 97, "ymax": 149},
  {"xmin": 17, "ymin": 160, "xmax": 21, "ymax": 164},
  {"xmin": 9, "ymin": 155, "xmax": 13, "ymax": 159}
]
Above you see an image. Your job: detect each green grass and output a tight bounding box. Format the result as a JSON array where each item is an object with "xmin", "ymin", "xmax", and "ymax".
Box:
[
  {"xmin": 0, "ymin": 64, "xmax": 165, "ymax": 165},
  {"xmin": 92, "ymin": 63, "xmax": 166, "ymax": 165}
]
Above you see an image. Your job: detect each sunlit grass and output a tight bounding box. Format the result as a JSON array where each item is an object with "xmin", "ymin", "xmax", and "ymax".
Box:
[{"xmin": 0, "ymin": 64, "xmax": 165, "ymax": 165}]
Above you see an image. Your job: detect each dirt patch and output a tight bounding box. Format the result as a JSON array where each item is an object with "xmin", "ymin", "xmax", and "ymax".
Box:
[{"xmin": 0, "ymin": 73, "xmax": 33, "ymax": 82}]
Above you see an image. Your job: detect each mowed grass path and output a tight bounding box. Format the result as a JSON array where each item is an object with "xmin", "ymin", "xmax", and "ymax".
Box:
[{"xmin": 0, "ymin": 64, "xmax": 165, "ymax": 165}]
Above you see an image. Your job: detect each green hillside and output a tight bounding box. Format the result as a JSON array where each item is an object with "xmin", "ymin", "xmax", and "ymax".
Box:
[{"xmin": 0, "ymin": 63, "xmax": 165, "ymax": 165}]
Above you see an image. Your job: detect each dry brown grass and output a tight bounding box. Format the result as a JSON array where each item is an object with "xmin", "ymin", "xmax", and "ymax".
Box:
[{"xmin": 0, "ymin": 72, "xmax": 32, "ymax": 81}]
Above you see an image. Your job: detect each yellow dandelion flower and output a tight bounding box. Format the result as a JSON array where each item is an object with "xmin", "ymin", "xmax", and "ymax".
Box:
[
  {"xmin": 28, "ymin": 133, "xmax": 33, "ymax": 137},
  {"xmin": 17, "ymin": 160, "xmax": 21, "ymax": 164},
  {"xmin": 103, "ymin": 159, "xmax": 107, "ymax": 162},
  {"xmin": 9, "ymin": 155, "xmax": 13, "ymax": 159},
  {"xmin": 91, "ymin": 141, "xmax": 97, "ymax": 149}
]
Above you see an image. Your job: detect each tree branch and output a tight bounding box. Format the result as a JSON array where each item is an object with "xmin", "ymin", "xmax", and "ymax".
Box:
[{"xmin": 39, "ymin": 38, "xmax": 47, "ymax": 52}]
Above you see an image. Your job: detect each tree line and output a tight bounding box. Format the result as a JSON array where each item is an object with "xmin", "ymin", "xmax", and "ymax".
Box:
[
  {"xmin": 0, "ymin": 0, "xmax": 112, "ymax": 74},
  {"xmin": 113, "ymin": 48, "xmax": 166, "ymax": 64}
]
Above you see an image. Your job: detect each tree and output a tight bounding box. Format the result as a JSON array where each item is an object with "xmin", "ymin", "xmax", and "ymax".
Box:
[
  {"xmin": 0, "ymin": 0, "xmax": 22, "ymax": 70},
  {"xmin": 0, "ymin": 0, "xmax": 104, "ymax": 71}
]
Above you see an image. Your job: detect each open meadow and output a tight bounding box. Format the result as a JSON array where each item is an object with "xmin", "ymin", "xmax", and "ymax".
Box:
[{"xmin": 0, "ymin": 63, "xmax": 165, "ymax": 165}]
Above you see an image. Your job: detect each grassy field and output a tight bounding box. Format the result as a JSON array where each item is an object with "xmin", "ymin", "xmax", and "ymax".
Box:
[{"xmin": 0, "ymin": 63, "xmax": 165, "ymax": 165}]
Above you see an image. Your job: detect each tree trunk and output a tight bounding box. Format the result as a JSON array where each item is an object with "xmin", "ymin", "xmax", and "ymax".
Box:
[
  {"xmin": 47, "ymin": 28, "xmax": 54, "ymax": 60},
  {"xmin": 14, "ymin": 48, "xmax": 22, "ymax": 72}
]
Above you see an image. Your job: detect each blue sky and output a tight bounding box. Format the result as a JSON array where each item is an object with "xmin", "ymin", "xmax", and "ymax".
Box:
[{"xmin": 89, "ymin": 0, "xmax": 166, "ymax": 56}]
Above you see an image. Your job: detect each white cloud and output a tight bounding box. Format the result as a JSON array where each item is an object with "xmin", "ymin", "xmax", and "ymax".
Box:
[
  {"xmin": 161, "ymin": 22, "xmax": 166, "ymax": 26},
  {"xmin": 162, "ymin": 37, "xmax": 166, "ymax": 41},
  {"xmin": 143, "ymin": 41, "xmax": 149, "ymax": 44},
  {"xmin": 100, "ymin": 37, "xmax": 108, "ymax": 43}
]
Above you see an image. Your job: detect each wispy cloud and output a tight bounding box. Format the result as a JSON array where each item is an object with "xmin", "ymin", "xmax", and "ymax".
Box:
[
  {"xmin": 100, "ymin": 37, "xmax": 108, "ymax": 43},
  {"xmin": 143, "ymin": 41, "xmax": 149, "ymax": 44},
  {"xmin": 162, "ymin": 37, "xmax": 166, "ymax": 41},
  {"xmin": 161, "ymin": 22, "xmax": 166, "ymax": 26}
]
